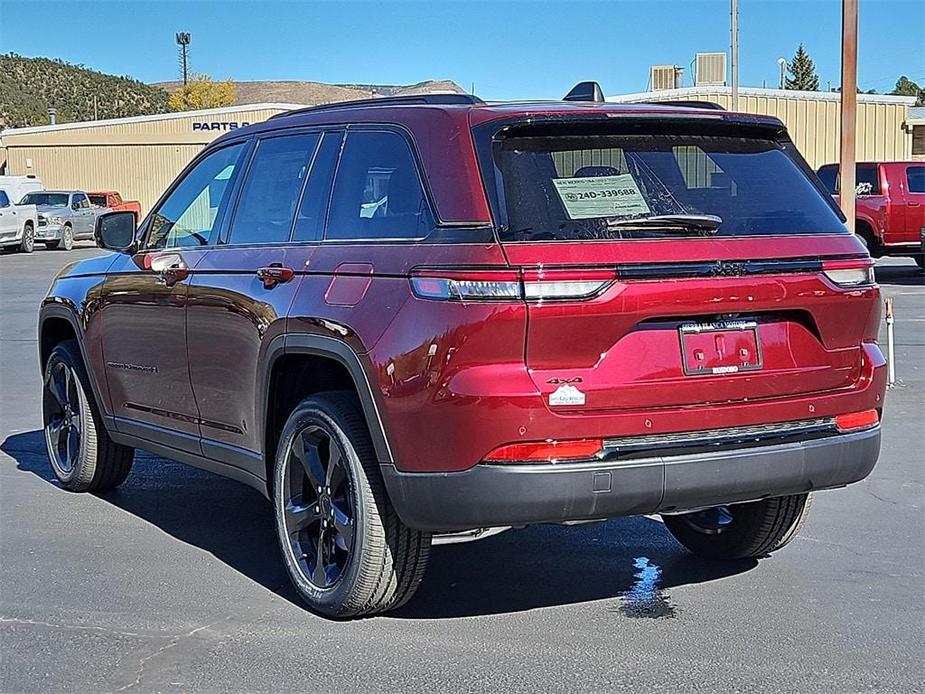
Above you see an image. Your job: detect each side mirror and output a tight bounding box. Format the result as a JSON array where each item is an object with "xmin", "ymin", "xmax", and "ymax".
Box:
[
  {"xmin": 95, "ymin": 211, "xmax": 137, "ymax": 253},
  {"xmin": 71, "ymin": 202, "xmax": 80, "ymax": 211}
]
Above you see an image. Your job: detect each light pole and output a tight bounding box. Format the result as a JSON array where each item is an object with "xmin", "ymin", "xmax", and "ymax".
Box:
[
  {"xmin": 777, "ymin": 57, "xmax": 787, "ymax": 89},
  {"xmin": 730, "ymin": 0, "xmax": 739, "ymax": 110}
]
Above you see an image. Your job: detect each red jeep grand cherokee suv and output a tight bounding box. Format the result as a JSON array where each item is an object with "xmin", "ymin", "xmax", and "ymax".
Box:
[{"xmin": 39, "ymin": 88, "xmax": 885, "ymax": 617}]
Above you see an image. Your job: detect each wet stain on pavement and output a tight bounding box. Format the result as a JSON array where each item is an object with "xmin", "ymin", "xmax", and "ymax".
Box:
[{"xmin": 617, "ymin": 557, "xmax": 676, "ymax": 618}]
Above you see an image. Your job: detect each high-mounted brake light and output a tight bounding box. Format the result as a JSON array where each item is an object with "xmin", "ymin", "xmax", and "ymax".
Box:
[
  {"xmin": 835, "ymin": 409, "xmax": 879, "ymax": 433},
  {"xmin": 483, "ymin": 438, "xmax": 604, "ymax": 463},
  {"xmin": 410, "ymin": 268, "xmax": 616, "ymax": 302},
  {"xmin": 822, "ymin": 259, "xmax": 875, "ymax": 287}
]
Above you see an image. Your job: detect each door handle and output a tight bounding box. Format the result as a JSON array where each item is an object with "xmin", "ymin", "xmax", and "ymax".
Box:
[
  {"xmin": 908, "ymin": 201, "xmax": 921, "ymax": 207},
  {"xmin": 257, "ymin": 264, "xmax": 294, "ymax": 289},
  {"xmin": 149, "ymin": 253, "xmax": 189, "ymax": 286}
]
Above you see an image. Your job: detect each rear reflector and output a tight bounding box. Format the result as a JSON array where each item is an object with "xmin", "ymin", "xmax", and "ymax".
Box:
[
  {"xmin": 822, "ymin": 259, "xmax": 875, "ymax": 287},
  {"xmin": 411, "ymin": 268, "xmax": 616, "ymax": 302},
  {"xmin": 834, "ymin": 409, "xmax": 879, "ymax": 432},
  {"xmin": 483, "ymin": 438, "xmax": 604, "ymax": 463}
]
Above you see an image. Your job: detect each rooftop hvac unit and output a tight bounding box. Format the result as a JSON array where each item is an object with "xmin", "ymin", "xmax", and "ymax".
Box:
[
  {"xmin": 650, "ymin": 65, "xmax": 683, "ymax": 91},
  {"xmin": 695, "ymin": 52, "xmax": 727, "ymax": 86}
]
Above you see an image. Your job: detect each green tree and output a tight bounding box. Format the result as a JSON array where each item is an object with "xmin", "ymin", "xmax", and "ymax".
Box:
[
  {"xmin": 889, "ymin": 76, "xmax": 925, "ymax": 106},
  {"xmin": 785, "ymin": 44, "xmax": 820, "ymax": 91},
  {"xmin": 169, "ymin": 74, "xmax": 236, "ymax": 111}
]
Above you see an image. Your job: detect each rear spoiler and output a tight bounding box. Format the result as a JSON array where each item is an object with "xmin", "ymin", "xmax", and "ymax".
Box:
[{"xmin": 562, "ymin": 82, "xmax": 726, "ymax": 111}]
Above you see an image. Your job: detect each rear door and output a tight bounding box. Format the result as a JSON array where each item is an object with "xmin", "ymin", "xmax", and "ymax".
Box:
[
  {"xmin": 187, "ymin": 130, "xmax": 332, "ymax": 469},
  {"xmin": 482, "ymin": 121, "xmax": 876, "ymax": 412}
]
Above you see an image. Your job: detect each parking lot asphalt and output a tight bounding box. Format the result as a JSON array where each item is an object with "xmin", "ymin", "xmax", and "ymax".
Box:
[{"xmin": 1, "ymin": 243, "xmax": 923, "ymax": 693}]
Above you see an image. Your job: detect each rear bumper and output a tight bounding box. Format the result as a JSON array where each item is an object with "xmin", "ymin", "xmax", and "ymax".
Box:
[{"xmin": 382, "ymin": 427, "xmax": 881, "ymax": 531}]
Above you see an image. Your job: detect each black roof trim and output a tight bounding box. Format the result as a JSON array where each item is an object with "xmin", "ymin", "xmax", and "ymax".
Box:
[
  {"xmin": 269, "ymin": 94, "xmax": 485, "ymax": 120},
  {"xmin": 642, "ymin": 100, "xmax": 726, "ymax": 111}
]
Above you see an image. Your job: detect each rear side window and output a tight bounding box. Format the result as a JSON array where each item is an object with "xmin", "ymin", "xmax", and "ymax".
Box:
[
  {"xmin": 326, "ymin": 130, "xmax": 433, "ymax": 240},
  {"xmin": 489, "ymin": 130, "xmax": 846, "ymax": 241},
  {"xmin": 814, "ymin": 164, "xmax": 880, "ymax": 196},
  {"xmin": 228, "ymin": 134, "xmax": 320, "ymax": 245},
  {"xmin": 907, "ymin": 166, "xmax": 925, "ymax": 193}
]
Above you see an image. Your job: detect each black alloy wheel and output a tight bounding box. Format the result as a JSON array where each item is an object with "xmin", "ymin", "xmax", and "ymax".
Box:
[
  {"xmin": 43, "ymin": 358, "xmax": 83, "ymax": 477},
  {"xmin": 281, "ymin": 424, "xmax": 355, "ymax": 589}
]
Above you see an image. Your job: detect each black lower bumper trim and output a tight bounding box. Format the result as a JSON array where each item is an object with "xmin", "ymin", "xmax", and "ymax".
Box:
[{"xmin": 381, "ymin": 427, "xmax": 881, "ymax": 532}]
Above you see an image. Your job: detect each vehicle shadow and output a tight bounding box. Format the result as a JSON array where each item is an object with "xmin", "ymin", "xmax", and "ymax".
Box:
[
  {"xmin": 3, "ymin": 429, "xmax": 757, "ymax": 619},
  {"xmin": 875, "ymin": 263, "xmax": 924, "ymax": 287}
]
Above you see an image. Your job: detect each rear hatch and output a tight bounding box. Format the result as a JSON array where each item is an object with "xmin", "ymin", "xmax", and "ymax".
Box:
[{"xmin": 475, "ymin": 116, "xmax": 880, "ymax": 412}]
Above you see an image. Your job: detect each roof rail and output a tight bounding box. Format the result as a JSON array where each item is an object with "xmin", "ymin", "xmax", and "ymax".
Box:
[
  {"xmin": 642, "ymin": 100, "xmax": 726, "ymax": 111},
  {"xmin": 269, "ymin": 93, "xmax": 485, "ymax": 120}
]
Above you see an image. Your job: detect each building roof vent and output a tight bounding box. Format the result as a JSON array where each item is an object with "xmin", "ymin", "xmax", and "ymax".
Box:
[
  {"xmin": 695, "ymin": 52, "xmax": 727, "ymax": 86},
  {"xmin": 650, "ymin": 65, "xmax": 683, "ymax": 91}
]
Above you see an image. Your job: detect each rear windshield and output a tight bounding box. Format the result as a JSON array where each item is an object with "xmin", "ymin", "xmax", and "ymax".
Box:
[
  {"xmin": 490, "ymin": 131, "xmax": 845, "ymax": 241},
  {"xmin": 21, "ymin": 192, "xmax": 69, "ymax": 207},
  {"xmin": 89, "ymin": 195, "xmax": 108, "ymax": 207}
]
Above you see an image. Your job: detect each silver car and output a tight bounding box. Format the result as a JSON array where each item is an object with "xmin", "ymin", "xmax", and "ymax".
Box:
[{"xmin": 19, "ymin": 191, "xmax": 103, "ymax": 250}]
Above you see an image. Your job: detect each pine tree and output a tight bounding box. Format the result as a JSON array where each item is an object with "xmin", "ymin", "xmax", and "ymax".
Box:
[{"xmin": 785, "ymin": 44, "xmax": 820, "ymax": 91}]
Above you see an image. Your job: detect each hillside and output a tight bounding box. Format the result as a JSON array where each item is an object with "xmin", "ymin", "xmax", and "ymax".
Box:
[
  {"xmin": 0, "ymin": 54, "xmax": 171, "ymax": 128},
  {"xmin": 153, "ymin": 79, "xmax": 465, "ymax": 106}
]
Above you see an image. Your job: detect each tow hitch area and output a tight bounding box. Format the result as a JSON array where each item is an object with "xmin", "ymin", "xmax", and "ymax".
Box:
[{"xmin": 680, "ymin": 320, "xmax": 762, "ymax": 376}]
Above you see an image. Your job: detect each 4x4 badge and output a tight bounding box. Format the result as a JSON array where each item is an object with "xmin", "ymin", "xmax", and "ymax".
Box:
[{"xmin": 546, "ymin": 377, "xmax": 583, "ymax": 384}]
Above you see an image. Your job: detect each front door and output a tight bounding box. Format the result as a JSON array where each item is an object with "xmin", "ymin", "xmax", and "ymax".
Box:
[
  {"xmin": 70, "ymin": 193, "xmax": 94, "ymax": 237},
  {"xmin": 187, "ymin": 131, "xmax": 336, "ymax": 471},
  {"xmin": 101, "ymin": 142, "xmax": 247, "ymax": 450}
]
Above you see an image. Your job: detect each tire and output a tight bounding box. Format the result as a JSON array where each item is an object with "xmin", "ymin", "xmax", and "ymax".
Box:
[
  {"xmin": 273, "ymin": 392, "xmax": 431, "ymax": 617},
  {"xmin": 855, "ymin": 223, "xmax": 881, "ymax": 258},
  {"xmin": 915, "ymin": 256, "xmax": 924, "ymax": 271},
  {"xmin": 42, "ymin": 340, "xmax": 134, "ymax": 492},
  {"xmin": 662, "ymin": 493, "xmax": 812, "ymax": 560},
  {"xmin": 19, "ymin": 222, "xmax": 34, "ymax": 253},
  {"xmin": 58, "ymin": 225, "xmax": 74, "ymax": 251}
]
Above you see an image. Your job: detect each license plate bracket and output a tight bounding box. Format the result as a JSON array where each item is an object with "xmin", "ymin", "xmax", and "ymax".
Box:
[{"xmin": 679, "ymin": 320, "xmax": 762, "ymax": 376}]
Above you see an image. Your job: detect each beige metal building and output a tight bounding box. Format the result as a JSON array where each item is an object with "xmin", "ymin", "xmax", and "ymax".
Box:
[
  {"xmin": 0, "ymin": 103, "xmax": 301, "ymax": 214},
  {"xmin": 608, "ymin": 86, "xmax": 917, "ymax": 169}
]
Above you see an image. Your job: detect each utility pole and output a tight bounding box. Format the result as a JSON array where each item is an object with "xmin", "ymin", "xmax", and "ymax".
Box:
[
  {"xmin": 839, "ymin": 0, "xmax": 858, "ymax": 233},
  {"xmin": 730, "ymin": 0, "xmax": 739, "ymax": 110},
  {"xmin": 778, "ymin": 57, "xmax": 787, "ymax": 89},
  {"xmin": 176, "ymin": 32, "xmax": 191, "ymax": 86}
]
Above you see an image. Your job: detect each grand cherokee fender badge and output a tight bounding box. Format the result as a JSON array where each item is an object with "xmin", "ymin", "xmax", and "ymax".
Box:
[
  {"xmin": 106, "ymin": 361, "xmax": 158, "ymax": 374},
  {"xmin": 549, "ymin": 383, "xmax": 586, "ymax": 407}
]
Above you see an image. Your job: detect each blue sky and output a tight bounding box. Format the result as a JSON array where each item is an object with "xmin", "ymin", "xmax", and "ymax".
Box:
[{"xmin": 1, "ymin": 0, "xmax": 922, "ymax": 100}]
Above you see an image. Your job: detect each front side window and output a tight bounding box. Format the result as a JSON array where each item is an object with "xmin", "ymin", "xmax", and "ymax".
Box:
[
  {"xmin": 488, "ymin": 129, "xmax": 846, "ymax": 241},
  {"xmin": 227, "ymin": 134, "xmax": 320, "ymax": 245},
  {"xmin": 146, "ymin": 143, "xmax": 245, "ymax": 250},
  {"xmin": 74, "ymin": 194, "xmax": 91, "ymax": 209},
  {"xmin": 907, "ymin": 165, "xmax": 925, "ymax": 194},
  {"xmin": 326, "ymin": 130, "xmax": 432, "ymax": 240},
  {"xmin": 0, "ymin": 191, "xmax": 9, "ymax": 207}
]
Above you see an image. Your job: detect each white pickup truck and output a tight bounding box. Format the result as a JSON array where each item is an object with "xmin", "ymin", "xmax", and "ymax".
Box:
[{"xmin": 0, "ymin": 189, "xmax": 39, "ymax": 253}]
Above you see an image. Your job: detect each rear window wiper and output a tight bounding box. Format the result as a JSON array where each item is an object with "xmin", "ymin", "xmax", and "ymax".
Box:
[{"xmin": 605, "ymin": 214, "xmax": 723, "ymax": 233}]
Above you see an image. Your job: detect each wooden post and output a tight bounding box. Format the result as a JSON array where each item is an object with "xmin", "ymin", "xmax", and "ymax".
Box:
[{"xmin": 840, "ymin": 0, "xmax": 858, "ymax": 233}]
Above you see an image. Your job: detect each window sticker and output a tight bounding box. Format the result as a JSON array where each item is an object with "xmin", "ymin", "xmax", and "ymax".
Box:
[{"xmin": 552, "ymin": 174, "xmax": 651, "ymax": 219}]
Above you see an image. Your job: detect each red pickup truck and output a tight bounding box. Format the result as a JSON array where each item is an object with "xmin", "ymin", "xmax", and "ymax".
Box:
[
  {"xmin": 88, "ymin": 191, "xmax": 142, "ymax": 221},
  {"xmin": 817, "ymin": 162, "xmax": 925, "ymax": 268}
]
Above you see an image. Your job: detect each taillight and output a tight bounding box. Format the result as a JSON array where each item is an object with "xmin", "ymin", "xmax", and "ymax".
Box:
[
  {"xmin": 522, "ymin": 268, "xmax": 616, "ymax": 301},
  {"xmin": 835, "ymin": 409, "xmax": 879, "ymax": 432},
  {"xmin": 410, "ymin": 270, "xmax": 521, "ymax": 301},
  {"xmin": 483, "ymin": 438, "xmax": 604, "ymax": 463},
  {"xmin": 822, "ymin": 259, "xmax": 876, "ymax": 287},
  {"xmin": 410, "ymin": 268, "xmax": 616, "ymax": 302}
]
